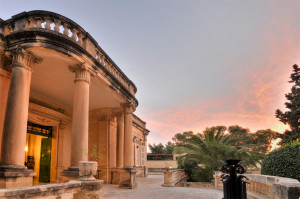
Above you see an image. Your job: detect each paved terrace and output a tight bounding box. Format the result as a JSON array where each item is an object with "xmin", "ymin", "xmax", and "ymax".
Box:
[{"xmin": 103, "ymin": 174, "xmax": 223, "ymax": 199}]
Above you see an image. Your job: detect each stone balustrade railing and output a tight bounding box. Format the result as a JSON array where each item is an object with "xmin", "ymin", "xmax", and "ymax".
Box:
[
  {"xmin": 0, "ymin": 180, "xmax": 103, "ymax": 199},
  {"xmin": 0, "ymin": 10, "xmax": 136, "ymax": 95},
  {"xmin": 163, "ymin": 169, "xmax": 187, "ymax": 187},
  {"xmin": 215, "ymin": 172, "xmax": 300, "ymax": 199}
]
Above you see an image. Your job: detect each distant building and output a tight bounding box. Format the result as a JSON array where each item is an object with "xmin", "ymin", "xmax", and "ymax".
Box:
[
  {"xmin": 0, "ymin": 10, "xmax": 149, "ymax": 188},
  {"xmin": 146, "ymin": 154, "xmax": 179, "ymax": 172}
]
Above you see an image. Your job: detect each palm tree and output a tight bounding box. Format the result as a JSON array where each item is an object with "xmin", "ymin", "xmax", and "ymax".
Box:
[{"xmin": 177, "ymin": 126, "xmax": 262, "ymax": 181}]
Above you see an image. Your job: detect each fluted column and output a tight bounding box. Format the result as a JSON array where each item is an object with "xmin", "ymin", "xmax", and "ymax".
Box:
[
  {"xmin": 1, "ymin": 47, "xmax": 41, "ymax": 166},
  {"xmin": 117, "ymin": 112, "xmax": 124, "ymax": 168},
  {"xmin": 123, "ymin": 104, "xmax": 135, "ymax": 168},
  {"xmin": 69, "ymin": 64, "xmax": 91, "ymax": 168}
]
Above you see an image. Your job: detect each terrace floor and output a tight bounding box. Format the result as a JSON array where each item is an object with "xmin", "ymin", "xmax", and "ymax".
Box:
[{"xmin": 102, "ymin": 174, "xmax": 223, "ymax": 199}]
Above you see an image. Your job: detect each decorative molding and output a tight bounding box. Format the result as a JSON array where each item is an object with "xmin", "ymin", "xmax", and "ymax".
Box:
[
  {"xmin": 28, "ymin": 102, "xmax": 71, "ymax": 129},
  {"xmin": 133, "ymin": 135, "xmax": 143, "ymax": 145},
  {"xmin": 5, "ymin": 46, "xmax": 42, "ymax": 71},
  {"xmin": 2, "ymin": 10, "xmax": 138, "ymax": 106},
  {"xmin": 68, "ymin": 63, "xmax": 92, "ymax": 84},
  {"xmin": 123, "ymin": 103, "xmax": 135, "ymax": 114}
]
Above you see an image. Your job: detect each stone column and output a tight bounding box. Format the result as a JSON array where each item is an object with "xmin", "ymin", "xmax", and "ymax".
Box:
[
  {"xmin": 0, "ymin": 47, "xmax": 41, "ymax": 188},
  {"xmin": 116, "ymin": 112, "xmax": 124, "ymax": 168},
  {"xmin": 143, "ymin": 130, "xmax": 149, "ymax": 177},
  {"xmin": 118, "ymin": 104, "xmax": 137, "ymax": 188},
  {"xmin": 123, "ymin": 105, "xmax": 134, "ymax": 168},
  {"xmin": 61, "ymin": 63, "xmax": 91, "ymax": 180},
  {"xmin": 0, "ymin": 35, "xmax": 10, "ymax": 162},
  {"xmin": 109, "ymin": 116, "xmax": 117, "ymax": 168},
  {"xmin": 1, "ymin": 47, "xmax": 41, "ymax": 166},
  {"xmin": 69, "ymin": 64, "xmax": 91, "ymax": 168}
]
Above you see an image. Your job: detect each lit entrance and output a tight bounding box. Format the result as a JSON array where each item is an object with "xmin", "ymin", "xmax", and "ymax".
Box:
[{"xmin": 25, "ymin": 122, "xmax": 53, "ymax": 183}]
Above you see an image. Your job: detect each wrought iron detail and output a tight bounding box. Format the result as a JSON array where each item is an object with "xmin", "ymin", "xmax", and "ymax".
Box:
[
  {"xmin": 27, "ymin": 121, "xmax": 52, "ymax": 137},
  {"xmin": 221, "ymin": 159, "xmax": 249, "ymax": 199}
]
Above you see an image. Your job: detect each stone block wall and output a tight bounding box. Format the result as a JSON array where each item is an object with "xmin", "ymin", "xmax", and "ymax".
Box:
[
  {"xmin": 215, "ymin": 172, "xmax": 300, "ymax": 199},
  {"xmin": 0, "ymin": 180, "xmax": 103, "ymax": 199},
  {"xmin": 163, "ymin": 169, "xmax": 186, "ymax": 187}
]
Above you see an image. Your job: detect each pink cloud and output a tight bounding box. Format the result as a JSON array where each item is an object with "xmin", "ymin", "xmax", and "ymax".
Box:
[{"xmin": 142, "ymin": 8, "xmax": 299, "ymax": 145}]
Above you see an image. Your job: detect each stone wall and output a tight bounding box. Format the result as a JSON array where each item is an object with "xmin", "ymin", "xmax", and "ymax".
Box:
[
  {"xmin": 0, "ymin": 180, "xmax": 103, "ymax": 199},
  {"xmin": 163, "ymin": 169, "xmax": 186, "ymax": 187},
  {"xmin": 146, "ymin": 160, "xmax": 178, "ymax": 170},
  {"xmin": 215, "ymin": 172, "xmax": 300, "ymax": 199}
]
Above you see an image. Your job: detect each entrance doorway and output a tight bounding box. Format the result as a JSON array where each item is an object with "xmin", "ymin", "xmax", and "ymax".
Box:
[{"xmin": 25, "ymin": 122, "xmax": 53, "ymax": 183}]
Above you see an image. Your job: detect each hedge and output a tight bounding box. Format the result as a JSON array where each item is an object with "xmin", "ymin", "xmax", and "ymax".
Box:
[{"xmin": 261, "ymin": 141, "xmax": 300, "ymax": 181}]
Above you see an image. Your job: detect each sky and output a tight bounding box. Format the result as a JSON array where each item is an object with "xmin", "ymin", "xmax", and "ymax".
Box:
[{"xmin": 1, "ymin": 0, "xmax": 299, "ymax": 145}]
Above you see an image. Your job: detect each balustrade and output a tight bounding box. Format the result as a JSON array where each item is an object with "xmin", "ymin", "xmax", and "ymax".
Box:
[{"xmin": 0, "ymin": 11, "xmax": 136, "ymax": 95}]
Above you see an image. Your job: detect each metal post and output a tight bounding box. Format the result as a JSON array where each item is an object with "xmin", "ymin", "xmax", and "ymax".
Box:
[{"xmin": 221, "ymin": 159, "xmax": 249, "ymax": 199}]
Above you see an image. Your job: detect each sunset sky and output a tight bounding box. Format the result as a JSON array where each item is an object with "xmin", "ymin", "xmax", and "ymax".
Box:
[{"xmin": 1, "ymin": 0, "xmax": 299, "ymax": 145}]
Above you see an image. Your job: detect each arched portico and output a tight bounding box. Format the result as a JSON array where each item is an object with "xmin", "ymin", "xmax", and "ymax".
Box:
[{"xmin": 0, "ymin": 10, "xmax": 147, "ymax": 189}]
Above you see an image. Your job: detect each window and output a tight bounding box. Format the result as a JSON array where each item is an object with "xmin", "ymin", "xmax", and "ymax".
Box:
[{"xmin": 135, "ymin": 145, "xmax": 140, "ymax": 166}]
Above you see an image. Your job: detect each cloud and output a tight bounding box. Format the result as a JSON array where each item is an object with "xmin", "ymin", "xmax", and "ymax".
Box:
[{"xmin": 142, "ymin": 5, "xmax": 299, "ymax": 145}]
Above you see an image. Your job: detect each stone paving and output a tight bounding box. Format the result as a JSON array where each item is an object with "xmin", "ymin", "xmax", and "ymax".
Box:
[{"xmin": 102, "ymin": 174, "xmax": 223, "ymax": 199}]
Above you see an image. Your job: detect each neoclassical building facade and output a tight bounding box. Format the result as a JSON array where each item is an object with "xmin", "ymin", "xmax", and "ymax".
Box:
[{"xmin": 0, "ymin": 10, "xmax": 149, "ymax": 188}]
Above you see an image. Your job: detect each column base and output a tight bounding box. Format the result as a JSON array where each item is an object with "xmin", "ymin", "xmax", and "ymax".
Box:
[
  {"xmin": 118, "ymin": 168, "xmax": 137, "ymax": 189},
  {"xmin": 60, "ymin": 167, "xmax": 80, "ymax": 182},
  {"xmin": 144, "ymin": 166, "xmax": 148, "ymax": 177},
  {"xmin": 0, "ymin": 164, "xmax": 36, "ymax": 188},
  {"xmin": 111, "ymin": 168, "xmax": 119, "ymax": 184}
]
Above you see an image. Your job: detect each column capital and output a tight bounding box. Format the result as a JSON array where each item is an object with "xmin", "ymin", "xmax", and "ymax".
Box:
[
  {"xmin": 5, "ymin": 46, "xmax": 42, "ymax": 71},
  {"xmin": 123, "ymin": 103, "xmax": 135, "ymax": 114},
  {"xmin": 116, "ymin": 112, "xmax": 124, "ymax": 123},
  {"xmin": 68, "ymin": 63, "xmax": 92, "ymax": 84}
]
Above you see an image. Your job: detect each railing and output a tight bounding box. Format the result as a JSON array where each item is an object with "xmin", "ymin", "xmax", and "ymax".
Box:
[
  {"xmin": 0, "ymin": 10, "xmax": 136, "ymax": 95},
  {"xmin": 163, "ymin": 169, "xmax": 186, "ymax": 187},
  {"xmin": 215, "ymin": 173, "xmax": 300, "ymax": 199},
  {"xmin": 147, "ymin": 154, "xmax": 174, "ymax": 160}
]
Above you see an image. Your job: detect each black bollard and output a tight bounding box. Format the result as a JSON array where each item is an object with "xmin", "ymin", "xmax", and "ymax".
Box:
[{"xmin": 221, "ymin": 159, "xmax": 249, "ymax": 199}]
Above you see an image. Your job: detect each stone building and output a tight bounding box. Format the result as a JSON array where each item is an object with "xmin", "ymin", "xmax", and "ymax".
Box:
[{"xmin": 0, "ymin": 10, "xmax": 149, "ymax": 188}]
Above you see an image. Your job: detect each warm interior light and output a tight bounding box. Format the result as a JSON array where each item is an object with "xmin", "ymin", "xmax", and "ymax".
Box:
[{"xmin": 25, "ymin": 146, "xmax": 28, "ymax": 152}]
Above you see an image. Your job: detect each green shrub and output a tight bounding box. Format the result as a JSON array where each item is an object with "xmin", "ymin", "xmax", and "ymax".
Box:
[
  {"xmin": 261, "ymin": 141, "xmax": 300, "ymax": 181},
  {"xmin": 178, "ymin": 159, "xmax": 214, "ymax": 182},
  {"xmin": 190, "ymin": 167, "xmax": 214, "ymax": 182}
]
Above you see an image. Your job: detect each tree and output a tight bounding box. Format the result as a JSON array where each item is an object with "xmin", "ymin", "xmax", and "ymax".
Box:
[
  {"xmin": 177, "ymin": 126, "xmax": 262, "ymax": 182},
  {"xmin": 164, "ymin": 141, "xmax": 175, "ymax": 154},
  {"xmin": 227, "ymin": 125, "xmax": 277, "ymax": 154},
  {"xmin": 148, "ymin": 142, "xmax": 175, "ymax": 154},
  {"xmin": 250, "ymin": 129, "xmax": 277, "ymax": 154},
  {"xmin": 172, "ymin": 131, "xmax": 194, "ymax": 144},
  {"xmin": 172, "ymin": 131, "xmax": 194, "ymax": 154},
  {"xmin": 276, "ymin": 64, "xmax": 300, "ymax": 145},
  {"xmin": 148, "ymin": 143, "xmax": 164, "ymax": 154},
  {"xmin": 228, "ymin": 125, "xmax": 251, "ymax": 146}
]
